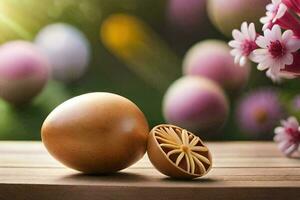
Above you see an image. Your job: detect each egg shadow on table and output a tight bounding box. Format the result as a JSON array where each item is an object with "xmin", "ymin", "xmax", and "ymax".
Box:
[
  {"xmin": 58, "ymin": 171, "xmax": 149, "ymax": 183},
  {"xmin": 161, "ymin": 177, "xmax": 217, "ymax": 183}
]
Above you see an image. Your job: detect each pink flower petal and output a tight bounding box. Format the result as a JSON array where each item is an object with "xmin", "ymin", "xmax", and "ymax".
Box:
[
  {"xmin": 273, "ymin": 4, "xmax": 287, "ymax": 22},
  {"xmin": 287, "ymin": 116, "xmax": 299, "ymax": 128},
  {"xmin": 278, "ymin": 141, "xmax": 292, "ymax": 152},
  {"xmin": 274, "ymin": 127, "xmax": 285, "ymax": 135},
  {"xmin": 232, "ymin": 30, "xmax": 244, "ymax": 41},
  {"xmin": 256, "ymin": 36, "xmax": 268, "ymax": 48},
  {"xmin": 277, "ymin": 71, "xmax": 297, "ymax": 79},
  {"xmin": 248, "ymin": 52, "xmax": 255, "ymax": 61},
  {"xmin": 241, "ymin": 22, "xmax": 250, "ymax": 39},
  {"xmin": 269, "ymin": 62, "xmax": 282, "ymax": 74},
  {"xmin": 262, "ymin": 22, "xmax": 272, "ymax": 31},
  {"xmin": 286, "ymin": 38, "xmax": 300, "ymax": 52},
  {"xmin": 239, "ymin": 56, "xmax": 247, "ymax": 66},
  {"xmin": 230, "ymin": 49, "xmax": 240, "ymax": 56},
  {"xmin": 257, "ymin": 63, "xmax": 269, "ymax": 70},
  {"xmin": 281, "ymin": 53, "xmax": 293, "ymax": 65},
  {"xmin": 266, "ymin": 69, "xmax": 282, "ymax": 82},
  {"xmin": 282, "ymin": 30, "xmax": 293, "ymax": 43},
  {"xmin": 266, "ymin": 4, "xmax": 274, "ymax": 11},
  {"xmin": 234, "ymin": 54, "xmax": 241, "ymax": 64},
  {"xmin": 251, "ymin": 49, "xmax": 269, "ymax": 63},
  {"xmin": 228, "ymin": 40, "xmax": 241, "ymax": 48},
  {"xmin": 260, "ymin": 16, "xmax": 270, "ymax": 24},
  {"xmin": 284, "ymin": 144, "xmax": 298, "ymax": 156},
  {"xmin": 248, "ymin": 23, "xmax": 256, "ymax": 41},
  {"xmin": 272, "ymin": 25, "xmax": 282, "ymax": 41},
  {"xmin": 272, "ymin": 0, "xmax": 280, "ymax": 5},
  {"xmin": 274, "ymin": 133, "xmax": 289, "ymax": 142}
]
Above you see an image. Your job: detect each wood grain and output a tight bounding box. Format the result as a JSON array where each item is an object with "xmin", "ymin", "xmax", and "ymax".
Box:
[{"xmin": 0, "ymin": 141, "xmax": 300, "ymax": 200}]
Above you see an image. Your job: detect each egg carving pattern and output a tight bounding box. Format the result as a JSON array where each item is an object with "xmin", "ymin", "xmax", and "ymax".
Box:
[{"xmin": 147, "ymin": 124, "xmax": 212, "ymax": 178}]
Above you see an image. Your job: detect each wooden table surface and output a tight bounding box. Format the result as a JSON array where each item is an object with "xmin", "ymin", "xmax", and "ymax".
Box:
[{"xmin": 0, "ymin": 141, "xmax": 300, "ymax": 200}]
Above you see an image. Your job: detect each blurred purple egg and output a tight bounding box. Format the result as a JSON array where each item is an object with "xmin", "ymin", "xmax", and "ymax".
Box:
[
  {"xmin": 236, "ymin": 88, "xmax": 284, "ymax": 138},
  {"xmin": 292, "ymin": 95, "xmax": 300, "ymax": 111},
  {"xmin": 166, "ymin": 0, "xmax": 207, "ymax": 32},
  {"xmin": 35, "ymin": 23, "xmax": 91, "ymax": 83},
  {"xmin": 183, "ymin": 40, "xmax": 250, "ymax": 92},
  {"xmin": 0, "ymin": 41, "xmax": 50, "ymax": 105},
  {"xmin": 207, "ymin": 0, "xmax": 269, "ymax": 37},
  {"xmin": 163, "ymin": 76, "xmax": 229, "ymax": 135}
]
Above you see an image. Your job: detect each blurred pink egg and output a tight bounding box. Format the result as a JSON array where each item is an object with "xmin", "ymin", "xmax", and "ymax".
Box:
[
  {"xmin": 166, "ymin": 0, "xmax": 207, "ymax": 31},
  {"xmin": 0, "ymin": 41, "xmax": 50, "ymax": 105},
  {"xmin": 183, "ymin": 40, "xmax": 250, "ymax": 92},
  {"xmin": 163, "ymin": 76, "xmax": 229, "ymax": 135},
  {"xmin": 207, "ymin": 0, "xmax": 269, "ymax": 37}
]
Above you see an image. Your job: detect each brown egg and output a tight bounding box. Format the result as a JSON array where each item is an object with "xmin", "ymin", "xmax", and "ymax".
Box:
[
  {"xmin": 41, "ymin": 92, "xmax": 149, "ymax": 174},
  {"xmin": 147, "ymin": 124, "xmax": 212, "ymax": 179}
]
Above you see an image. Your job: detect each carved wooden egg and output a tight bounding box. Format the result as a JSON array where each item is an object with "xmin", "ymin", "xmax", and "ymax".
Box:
[{"xmin": 147, "ymin": 124, "xmax": 212, "ymax": 179}]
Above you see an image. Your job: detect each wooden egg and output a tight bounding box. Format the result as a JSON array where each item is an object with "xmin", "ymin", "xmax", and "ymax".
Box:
[
  {"xmin": 41, "ymin": 92, "xmax": 149, "ymax": 174},
  {"xmin": 147, "ymin": 124, "xmax": 212, "ymax": 179}
]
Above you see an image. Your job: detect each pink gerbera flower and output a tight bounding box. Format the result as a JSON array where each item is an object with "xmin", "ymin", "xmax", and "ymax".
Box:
[
  {"xmin": 228, "ymin": 22, "xmax": 258, "ymax": 66},
  {"xmin": 251, "ymin": 25, "xmax": 300, "ymax": 80},
  {"xmin": 274, "ymin": 116, "xmax": 300, "ymax": 156}
]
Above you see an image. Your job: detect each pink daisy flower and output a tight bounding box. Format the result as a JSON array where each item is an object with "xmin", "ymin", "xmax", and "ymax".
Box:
[
  {"xmin": 260, "ymin": 0, "xmax": 287, "ymax": 31},
  {"xmin": 274, "ymin": 116, "xmax": 300, "ymax": 156},
  {"xmin": 251, "ymin": 25, "xmax": 300, "ymax": 80},
  {"xmin": 237, "ymin": 88, "xmax": 283, "ymax": 138},
  {"xmin": 282, "ymin": 0, "xmax": 300, "ymax": 15},
  {"xmin": 266, "ymin": 69, "xmax": 296, "ymax": 83},
  {"xmin": 281, "ymin": 51, "xmax": 300, "ymax": 76},
  {"xmin": 228, "ymin": 22, "xmax": 258, "ymax": 66},
  {"xmin": 260, "ymin": 0, "xmax": 300, "ymax": 36}
]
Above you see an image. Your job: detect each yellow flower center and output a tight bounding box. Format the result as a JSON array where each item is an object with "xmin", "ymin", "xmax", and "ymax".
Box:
[{"xmin": 181, "ymin": 145, "xmax": 190, "ymax": 153}]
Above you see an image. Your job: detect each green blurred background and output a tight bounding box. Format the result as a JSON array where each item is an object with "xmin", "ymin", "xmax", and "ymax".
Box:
[{"xmin": 0, "ymin": 0, "xmax": 299, "ymax": 141}]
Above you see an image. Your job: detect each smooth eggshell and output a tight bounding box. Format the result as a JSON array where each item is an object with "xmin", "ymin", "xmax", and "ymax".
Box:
[
  {"xmin": 41, "ymin": 92, "xmax": 149, "ymax": 174},
  {"xmin": 167, "ymin": 0, "xmax": 207, "ymax": 31},
  {"xmin": 0, "ymin": 41, "xmax": 50, "ymax": 105},
  {"xmin": 35, "ymin": 23, "xmax": 90, "ymax": 83},
  {"xmin": 207, "ymin": 0, "xmax": 269, "ymax": 37},
  {"xmin": 163, "ymin": 76, "xmax": 229, "ymax": 134},
  {"xmin": 183, "ymin": 40, "xmax": 250, "ymax": 92}
]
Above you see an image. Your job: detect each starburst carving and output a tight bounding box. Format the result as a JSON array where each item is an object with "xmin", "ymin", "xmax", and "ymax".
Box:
[{"xmin": 153, "ymin": 125, "xmax": 212, "ymax": 176}]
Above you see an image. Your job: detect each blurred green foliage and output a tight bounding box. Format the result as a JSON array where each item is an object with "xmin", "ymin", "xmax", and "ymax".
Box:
[
  {"xmin": 1, "ymin": 0, "xmax": 300, "ymax": 141},
  {"xmin": 0, "ymin": 0, "xmax": 170, "ymax": 140}
]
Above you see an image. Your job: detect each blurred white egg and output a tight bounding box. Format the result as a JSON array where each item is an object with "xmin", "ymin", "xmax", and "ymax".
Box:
[{"xmin": 35, "ymin": 23, "xmax": 91, "ymax": 83}]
